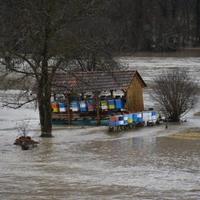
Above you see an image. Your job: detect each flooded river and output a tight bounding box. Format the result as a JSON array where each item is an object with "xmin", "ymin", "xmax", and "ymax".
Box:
[
  {"xmin": 0, "ymin": 56, "xmax": 200, "ymax": 199},
  {"xmin": 1, "ymin": 125, "xmax": 200, "ymax": 200}
]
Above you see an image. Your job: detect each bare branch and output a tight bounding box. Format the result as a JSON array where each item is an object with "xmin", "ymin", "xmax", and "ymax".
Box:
[{"xmin": 2, "ymin": 98, "xmax": 36, "ymax": 109}]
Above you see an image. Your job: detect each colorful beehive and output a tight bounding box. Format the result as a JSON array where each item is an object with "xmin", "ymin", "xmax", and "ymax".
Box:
[
  {"xmin": 79, "ymin": 101, "xmax": 87, "ymax": 112},
  {"xmin": 151, "ymin": 111, "xmax": 158, "ymax": 122},
  {"xmin": 115, "ymin": 99, "xmax": 124, "ymax": 110},
  {"xmin": 109, "ymin": 115, "xmax": 118, "ymax": 127},
  {"xmin": 70, "ymin": 101, "xmax": 79, "ymax": 112},
  {"xmin": 59, "ymin": 102, "xmax": 67, "ymax": 112},
  {"xmin": 87, "ymin": 99, "xmax": 96, "ymax": 112},
  {"xmin": 100, "ymin": 100, "xmax": 108, "ymax": 110},
  {"xmin": 123, "ymin": 114, "xmax": 129, "ymax": 125},
  {"xmin": 117, "ymin": 115, "xmax": 125, "ymax": 126},
  {"xmin": 132, "ymin": 112, "xmax": 143, "ymax": 124},
  {"xmin": 128, "ymin": 114, "xmax": 133, "ymax": 124},
  {"xmin": 108, "ymin": 99, "xmax": 115, "ymax": 110},
  {"xmin": 132, "ymin": 113, "xmax": 137, "ymax": 123},
  {"xmin": 136, "ymin": 112, "xmax": 144, "ymax": 124},
  {"xmin": 51, "ymin": 102, "xmax": 59, "ymax": 113},
  {"xmin": 142, "ymin": 111, "xmax": 152, "ymax": 124},
  {"xmin": 110, "ymin": 115, "xmax": 118, "ymax": 122}
]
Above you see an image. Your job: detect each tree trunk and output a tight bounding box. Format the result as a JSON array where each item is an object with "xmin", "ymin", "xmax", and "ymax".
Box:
[
  {"xmin": 38, "ymin": 60, "xmax": 53, "ymax": 137},
  {"xmin": 38, "ymin": 87, "xmax": 53, "ymax": 137},
  {"xmin": 170, "ymin": 115, "xmax": 180, "ymax": 122},
  {"xmin": 39, "ymin": 24, "xmax": 53, "ymax": 137}
]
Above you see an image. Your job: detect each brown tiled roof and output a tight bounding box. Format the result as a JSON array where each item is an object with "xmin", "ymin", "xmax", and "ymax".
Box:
[{"xmin": 52, "ymin": 70, "xmax": 146, "ymax": 93}]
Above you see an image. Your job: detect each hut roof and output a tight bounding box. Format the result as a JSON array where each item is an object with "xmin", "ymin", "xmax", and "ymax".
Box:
[{"xmin": 52, "ymin": 70, "xmax": 147, "ymax": 93}]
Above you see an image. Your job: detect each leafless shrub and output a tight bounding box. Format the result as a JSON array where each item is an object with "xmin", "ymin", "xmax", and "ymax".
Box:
[
  {"xmin": 16, "ymin": 120, "xmax": 30, "ymax": 137},
  {"xmin": 151, "ymin": 68, "xmax": 199, "ymax": 122}
]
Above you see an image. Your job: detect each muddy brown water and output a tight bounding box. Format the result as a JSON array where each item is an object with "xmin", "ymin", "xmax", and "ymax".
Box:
[
  {"xmin": 1, "ymin": 55, "xmax": 200, "ymax": 199},
  {"xmin": 0, "ymin": 125, "xmax": 200, "ymax": 200}
]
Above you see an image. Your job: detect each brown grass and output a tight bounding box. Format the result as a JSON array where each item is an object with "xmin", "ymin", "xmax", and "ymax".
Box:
[
  {"xmin": 194, "ymin": 112, "xmax": 200, "ymax": 116},
  {"xmin": 167, "ymin": 128, "xmax": 200, "ymax": 140}
]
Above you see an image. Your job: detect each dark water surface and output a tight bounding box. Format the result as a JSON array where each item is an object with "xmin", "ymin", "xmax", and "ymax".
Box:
[{"xmin": 0, "ymin": 126, "xmax": 200, "ymax": 200}]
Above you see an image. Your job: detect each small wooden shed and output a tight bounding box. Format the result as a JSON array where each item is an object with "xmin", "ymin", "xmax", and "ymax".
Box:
[{"xmin": 52, "ymin": 70, "xmax": 147, "ymax": 124}]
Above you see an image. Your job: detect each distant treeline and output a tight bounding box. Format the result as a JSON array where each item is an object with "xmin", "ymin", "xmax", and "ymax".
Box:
[
  {"xmin": 103, "ymin": 0, "xmax": 200, "ymax": 52},
  {"xmin": 0, "ymin": 0, "xmax": 200, "ymax": 54}
]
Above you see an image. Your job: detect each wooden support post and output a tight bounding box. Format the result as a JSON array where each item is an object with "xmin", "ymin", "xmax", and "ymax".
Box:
[
  {"xmin": 122, "ymin": 89, "xmax": 127, "ymax": 111},
  {"xmin": 53, "ymin": 93, "xmax": 56, "ymax": 101},
  {"xmin": 110, "ymin": 90, "xmax": 114, "ymax": 98},
  {"xmin": 81, "ymin": 92, "xmax": 84, "ymax": 100},
  {"xmin": 65, "ymin": 93, "xmax": 71, "ymax": 125},
  {"xmin": 122, "ymin": 89, "xmax": 127, "ymax": 98},
  {"xmin": 95, "ymin": 91, "xmax": 101, "ymax": 126}
]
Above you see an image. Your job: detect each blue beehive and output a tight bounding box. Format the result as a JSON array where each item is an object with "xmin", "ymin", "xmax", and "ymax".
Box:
[
  {"xmin": 132, "ymin": 113, "xmax": 138, "ymax": 123},
  {"xmin": 59, "ymin": 102, "xmax": 67, "ymax": 112},
  {"xmin": 132, "ymin": 113, "xmax": 144, "ymax": 124},
  {"xmin": 152, "ymin": 111, "xmax": 157, "ymax": 117},
  {"xmin": 115, "ymin": 99, "xmax": 124, "ymax": 110},
  {"xmin": 79, "ymin": 101, "xmax": 87, "ymax": 112},
  {"xmin": 151, "ymin": 111, "xmax": 158, "ymax": 122},
  {"xmin": 123, "ymin": 114, "xmax": 129, "ymax": 125},
  {"xmin": 70, "ymin": 101, "xmax": 79, "ymax": 112},
  {"xmin": 116, "ymin": 115, "xmax": 124, "ymax": 126},
  {"xmin": 109, "ymin": 121, "xmax": 116, "ymax": 127},
  {"xmin": 137, "ymin": 112, "xmax": 144, "ymax": 123}
]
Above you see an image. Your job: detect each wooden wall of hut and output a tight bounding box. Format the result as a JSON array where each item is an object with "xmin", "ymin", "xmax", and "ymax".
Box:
[{"xmin": 126, "ymin": 76, "xmax": 144, "ymax": 112}]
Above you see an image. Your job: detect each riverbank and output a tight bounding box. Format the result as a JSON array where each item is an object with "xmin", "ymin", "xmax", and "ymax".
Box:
[
  {"xmin": 115, "ymin": 48, "xmax": 200, "ymax": 57},
  {"xmin": 166, "ymin": 128, "xmax": 200, "ymax": 140}
]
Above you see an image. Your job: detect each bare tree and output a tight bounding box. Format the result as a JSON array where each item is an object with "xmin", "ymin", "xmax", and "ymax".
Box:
[
  {"xmin": 0, "ymin": 0, "xmax": 106, "ymax": 137},
  {"xmin": 151, "ymin": 69, "xmax": 199, "ymax": 122},
  {"xmin": 66, "ymin": 16, "xmax": 118, "ymax": 71}
]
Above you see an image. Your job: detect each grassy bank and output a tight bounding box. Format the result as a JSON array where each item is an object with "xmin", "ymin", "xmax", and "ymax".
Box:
[{"xmin": 167, "ymin": 128, "xmax": 200, "ymax": 140}]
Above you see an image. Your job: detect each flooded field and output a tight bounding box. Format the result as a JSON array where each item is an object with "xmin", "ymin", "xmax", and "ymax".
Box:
[
  {"xmin": 1, "ymin": 56, "xmax": 200, "ymax": 199},
  {"xmin": 119, "ymin": 56, "xmax": 200, "ymax": 85}
]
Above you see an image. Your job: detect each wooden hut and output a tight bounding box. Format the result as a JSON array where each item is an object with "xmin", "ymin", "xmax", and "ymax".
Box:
[{"xmin": 51, "ymin": 70, "xmax": 147, "ymax": 125}]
